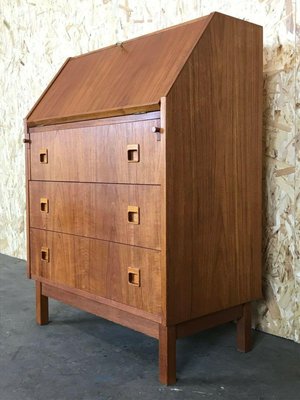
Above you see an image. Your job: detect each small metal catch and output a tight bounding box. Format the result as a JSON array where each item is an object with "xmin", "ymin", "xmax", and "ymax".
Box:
[{"xmin": 152, "ymin": 126, "xmax": 162, "ymax": 141}]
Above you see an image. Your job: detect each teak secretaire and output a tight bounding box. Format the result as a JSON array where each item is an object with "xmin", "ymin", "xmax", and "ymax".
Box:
[{"xmin": 24, "ymin": 12, "xmax": 262, "ymax": 384}]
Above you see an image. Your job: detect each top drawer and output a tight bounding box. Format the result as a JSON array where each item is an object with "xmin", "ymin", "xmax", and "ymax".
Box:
[{"xmin": 30, "ymin": 115, "xmax": 163, "ymax": 184}]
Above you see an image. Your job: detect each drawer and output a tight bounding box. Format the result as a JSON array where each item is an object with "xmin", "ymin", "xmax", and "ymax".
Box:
[
  {"xmin": 30, "ymin": 229, "xmax": 161, "ymax": 315},
  {"xmin": 29, "ymin": 181, "xmax": 161, "ymax": 250},
  {"xmin": 30, "ymin": 118, "xmax": 163, "ymax": 184}
]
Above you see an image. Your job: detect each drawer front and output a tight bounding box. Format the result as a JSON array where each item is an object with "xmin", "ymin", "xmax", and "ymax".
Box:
[
  {"xmin": 30, "ymin": 229, "xmax": 161, "ymax": 315},
  {"xmin": 29, "ymin": 181, "xmax": 161, "ymax": 250},
  {"xmin": 30, "ymin": 118, "xmax": 163, "ymax": 184}
]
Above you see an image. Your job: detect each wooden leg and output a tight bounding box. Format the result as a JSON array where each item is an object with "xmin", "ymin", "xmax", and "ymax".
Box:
[
  {"xmin": 36, "ymin": 281, "xmax": 49, "ymax": 325},
  {"xmin": 159, "ymin": 325, "xmax": 176, "ymax": 385},
  {"xmin": 237, "ymin": 302, "xmax": 252, "ymax": 352}
]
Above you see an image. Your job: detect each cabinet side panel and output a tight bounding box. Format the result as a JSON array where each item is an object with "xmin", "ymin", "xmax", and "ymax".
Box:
[
  {"xmin": 24, "ymin": 120, "xmax": 31, "ymax": 278},
  {"xmin": 166, "ymin": 14, "xmax": 263, "ymax": 324}
]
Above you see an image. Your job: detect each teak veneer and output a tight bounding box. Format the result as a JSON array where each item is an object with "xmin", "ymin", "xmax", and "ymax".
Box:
[{"xmin": 25, "ymin": 12, "xmax": 262, "ymax": 384}]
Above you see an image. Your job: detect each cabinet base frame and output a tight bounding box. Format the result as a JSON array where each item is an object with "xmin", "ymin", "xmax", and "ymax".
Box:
[{"xmin": 36, "ymin": 281, "xmax": 252, "ymax": 385}]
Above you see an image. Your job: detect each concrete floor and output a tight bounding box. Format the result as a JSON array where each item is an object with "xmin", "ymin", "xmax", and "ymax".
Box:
[{"xmin": 1, "ymin": 254, "xmax": 300, "ymax": 400}]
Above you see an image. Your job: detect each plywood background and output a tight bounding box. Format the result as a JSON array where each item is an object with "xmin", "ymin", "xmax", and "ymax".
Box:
[{"xmin": 0, "ymin": 0, "xmax": 299, "ymax": 342}]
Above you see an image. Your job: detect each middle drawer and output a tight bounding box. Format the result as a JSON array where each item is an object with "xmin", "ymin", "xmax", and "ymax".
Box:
[{"xmin": 29, "ymin": 181, "xmax": 161, "ymax": 250}]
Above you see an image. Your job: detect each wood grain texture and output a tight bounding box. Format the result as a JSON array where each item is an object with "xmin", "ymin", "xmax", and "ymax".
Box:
[
  {"xmin": 26, "ymin": 58, "xmax": 71, "ymax": 125},
  {"xmin": 30, "ymin": 228, "xmax": 161, "ymax": 316},
  {"xmin": 176, "ymin": 305, "xmax": 243, "ymax": 339},
  {"xmin": 25, "ymin": 13, "xmax": 263, "ymax": 384},
  {"xmin": 29, "ymin": 181, "xmax": 161, "ymax": 250},
  {"xmin": 159, "ymin": 325, "xmax": 176, "ymax": 385},
  {"xmin": 30, "ymin": 118, "xmax": 163, "ymax": 185},
  {"xmin": 29, "ymin": 112, "xmax": 160, "ymax": 133},
  {"xmin": 34, "ymin": 275, "xmax": 161, "ymax": 323},
  {"xmin": 42, "ymin": 283, "xmax": 159, "ymax": 338},
  {"xmin": 165, "ymin": 12, "xmax": 263, "ymax": 324},
  {"xmin": 237, "ymin": 302, "xmax": 252, "ymax": 352},
  {"xmin": 36, "ymin": 281, "xmax": 49, "ymax": 325},
  {"xmin": 159, "ymin": 97, "xmax": 167, "ymax": 325},
  {"xmin": 26, "ymin": 16, "xmax": 211, "ymax": 127},
  {"xmin": 24, "ymin": 119, "xmax": 31, "ymax": 278},
  {"xmin": 27, "ymin": 104, "xmax": 160, "ymax": 127}
]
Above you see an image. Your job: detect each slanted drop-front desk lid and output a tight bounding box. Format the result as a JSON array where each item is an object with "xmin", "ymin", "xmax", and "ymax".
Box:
[{"xmin": 26, "ymin": 13, "xmax": 212, "ymax": 127}]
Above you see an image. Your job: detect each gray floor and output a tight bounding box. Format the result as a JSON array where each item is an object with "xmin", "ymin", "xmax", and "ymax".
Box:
[{"xmin": 1, "ymin": 254, "xmax": 300, "ymax": 400}]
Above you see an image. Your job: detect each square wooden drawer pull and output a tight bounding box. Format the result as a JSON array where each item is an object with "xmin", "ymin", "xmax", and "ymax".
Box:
[
  {"xmin": 40, "ymin": 198, "xmax": 49, "ymax": 213},
  {"xmin": 128, "ymin": 267, "xmax": 140, "ymax": 287},
  {"xmin": 39, "ymin": 148, "xmax": 48, "ymax": 164},
  {"xmin": 127, "ymin": 206, "xmax": 140, "ymax": 224},
  {"xmin": 127, "ymin": 144, "xmax": 140, "ymax": 162},
  {"xmin": 41, "ymin": 247, "xmax": 50, "ymax": 262}
]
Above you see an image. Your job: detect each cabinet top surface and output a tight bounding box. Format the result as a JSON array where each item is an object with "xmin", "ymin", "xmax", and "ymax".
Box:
[{"xmin": 26, "ymin": 13, "xmax": 213, "ymax": 127}]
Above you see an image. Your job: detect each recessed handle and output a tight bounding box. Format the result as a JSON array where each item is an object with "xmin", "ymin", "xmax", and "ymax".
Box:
[
  {"xmin": 127, "ymin": 206, "xmax": 140, "ymax": 224},
  {"xmin": 127, "ymin": 144, "xmax": 140, "ymax": 162},
  {"xmin": 41, "ymin": 247, "xmax": 50, "ymax": 262},
  {"xmin": 39, "ymin": 148, "xmax": 48, "ymax": 164},
  {"xmin": 128, "ymin": 267, "xmax": 140, "ymax": 287},
  {"xmin": 40, "ymin": 198, "xmax": 49, "ymax": 213}
]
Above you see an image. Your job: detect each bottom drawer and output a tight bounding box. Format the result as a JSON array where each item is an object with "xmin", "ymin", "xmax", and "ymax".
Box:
[{"xmin": 30, "ymin": 229, "xmax": 161, "ymax": 316}]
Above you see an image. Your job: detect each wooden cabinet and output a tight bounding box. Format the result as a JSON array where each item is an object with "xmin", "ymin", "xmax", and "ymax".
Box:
[{"xmin": 25, "ymin": 12, "xmax": 262, "ymax": 384}]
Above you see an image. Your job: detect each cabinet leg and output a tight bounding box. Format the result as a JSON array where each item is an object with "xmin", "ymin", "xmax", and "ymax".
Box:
[
  {"xmin": 36, "ymin": 281, "xmax": 49, "ymax": 325},
  {"xmin": 237, "ymin": 302, "xmax": 252, "ymax": 352},
  {"xmin": 159, "ymin": 325, "xmax": 176, "ymax": 385}
]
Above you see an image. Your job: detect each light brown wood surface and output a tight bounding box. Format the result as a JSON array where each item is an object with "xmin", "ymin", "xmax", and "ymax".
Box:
[
  {"xmin": 35, "ymin": 276, "xmax": 162, "ymax": 323},
  {"xmin": 42, "ymin": 283, "xmax": 160, "ymax": 338},
  {"xmin": 25, "ymin": 12, "xmax": 262, "ymax": 385},
  {"xmin": 26, "ymin": 16, "xmax": 211, "ymax": 127},
  {"xmin": 176, "ymin": 305, "xmax": 243, "ymax": 339},
  {"xmin": 30, "ymin": 228, "xmax": 161, "ymax": 315},
  {"xmin": 30, "ymin": 118, "xmax": 163, "ymax": 185},
  {"xmin": 237, "ymin": 302, "xmax": 252, "ymax": 352},
  {"xmin": 165, "ymin": 12, "xmax": 262, "ymax": 324},
  {"xmin": 29, "ymin": 111, "xmax": 160, "ymax": 133},
  {"xmin": 159, "ymin": 325, "xmax": 176, "ymax": 385},
  {"xmin": 36, "ymin": 281, "xmax": 49, "ymax": 325},
  {"xmin": 24, "ymin": 119, "xmax": 31, "ymax": 278},
  {"xmin": 159, "ymin": 97, "xmax": 167, "ymax": 325},
  {"xmin": 29, "ymin": 181, "xmax": 161, "ymax": 250}
]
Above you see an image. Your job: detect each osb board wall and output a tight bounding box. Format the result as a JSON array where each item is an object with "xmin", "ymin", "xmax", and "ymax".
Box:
[{"xmin": 0, "ymin": 0, "xmax": 299, "ymax": 341}]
